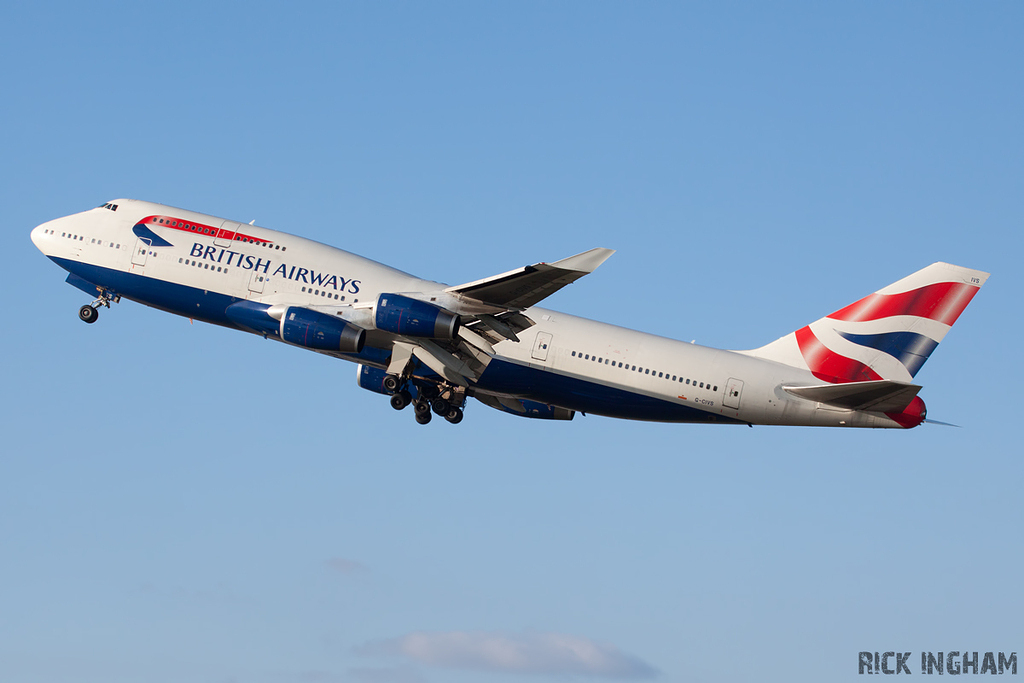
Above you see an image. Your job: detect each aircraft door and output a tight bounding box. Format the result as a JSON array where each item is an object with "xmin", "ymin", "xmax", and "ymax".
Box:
[
  {"xmin": 132, "ymin": 237, "xmax": 151, "ymax": 266},
  {"xmin": 248, "ymin": 269, "xmax": 266, "ymax": 294},
  {"xmin": 531, "ymin": 331, "xmax": 553, "ymax": 361},
  {"xmin": 723, "ymin": 378, "xmax": 744, "ymax": 410},
  {"xmin": 216, "ymin": 220, "xmax": 239, "ymax": 248}
]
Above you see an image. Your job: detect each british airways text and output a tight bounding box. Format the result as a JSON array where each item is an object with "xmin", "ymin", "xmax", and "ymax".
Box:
[{"xmin": 189, "ymin": 243, "xmax": 361, "ymax": 293}]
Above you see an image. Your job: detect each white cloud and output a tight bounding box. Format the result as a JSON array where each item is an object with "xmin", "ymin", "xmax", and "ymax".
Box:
[{"xmin": 357, "ymin": 631, "xmax": 658, "ymax": 679}]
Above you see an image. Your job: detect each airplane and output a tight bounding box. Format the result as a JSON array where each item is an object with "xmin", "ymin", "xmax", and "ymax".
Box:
[{"xmin": 30, "ymin": 199, "xmax": 989, "ymax": 428}]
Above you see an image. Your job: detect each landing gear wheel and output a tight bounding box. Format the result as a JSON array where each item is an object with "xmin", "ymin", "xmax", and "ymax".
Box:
[
  {"xmin": 79, "ymin": 305, "xmax": 98, "ymax": 324},
  {"xmin": 431, "ymin": 398, "xmax": 451, "ymax": 416},
  {"xmin": 444, "ymin": 407, "xmax": 464, "ymax": 424},
  {"xmin": 383, "ymin": 374, "xmax": 401, "ymax": 394},
  {"xmin": 415, "ymin": 409, "xmax": 432, "ymax": 425},
  {"xmin": 390, "ymin": 391, "xmax": 412, "ymax": 411},
  {"xmin": 413, "ymin": 400, "xmax": 431, "ymax": 417}
]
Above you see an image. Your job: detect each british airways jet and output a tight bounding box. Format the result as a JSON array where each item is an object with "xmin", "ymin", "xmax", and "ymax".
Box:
[{"xmin": 31, "ymin": 199, "xmax": 988, "ymax": 428}]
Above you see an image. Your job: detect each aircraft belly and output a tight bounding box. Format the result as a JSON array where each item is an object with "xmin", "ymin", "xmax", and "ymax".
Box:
[
  {"xmin": 476, "ymin": 358, "xmax": 744, "ymax": 424},
  {"xmin": 50, "ymin": 257, "xmax": 240, "ymax": 327}
]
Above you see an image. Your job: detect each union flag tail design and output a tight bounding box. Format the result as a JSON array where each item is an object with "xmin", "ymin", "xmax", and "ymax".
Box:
[{"xmin": 746, "ymin": 262, "xmax": 989, "ymax": 384}]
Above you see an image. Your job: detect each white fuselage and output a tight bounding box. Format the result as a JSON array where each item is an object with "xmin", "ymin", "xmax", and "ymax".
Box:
[{"xmin": 30, "ymin": 199, "xmax": 913, "ymax": 428}]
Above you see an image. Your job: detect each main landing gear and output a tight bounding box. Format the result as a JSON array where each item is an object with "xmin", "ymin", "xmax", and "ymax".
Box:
[
  {"xmin": 383, "ymin": 374, "xmax": 465, "ymax": 426},
  {"xmin": 78, "ymin": 290, "xmax": 120, "ymax": 325}
]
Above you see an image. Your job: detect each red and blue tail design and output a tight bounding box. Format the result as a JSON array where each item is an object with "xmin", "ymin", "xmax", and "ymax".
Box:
[{"xmin": 747, "ymin": 262, "xmax": 989, "ymax": 385}]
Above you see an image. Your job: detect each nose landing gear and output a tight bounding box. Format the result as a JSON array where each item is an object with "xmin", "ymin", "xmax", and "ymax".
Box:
[{"xmin": 78, "ymin": 290, "xmax": 120, "ymax": 325}]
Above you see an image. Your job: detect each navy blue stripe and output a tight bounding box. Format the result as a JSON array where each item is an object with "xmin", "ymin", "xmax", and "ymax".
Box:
[
  {"xmin": 476, "ymin": 358, "xmax": 743, "ymax": 424},
  {"xmin": 132, "ymin": 224, "xmax": 175, "ymax": 247},
  {"xmin": 838, "ymin": 330, "xmax": 939, "ymax": 377},
  {"xmin": 53, "ymin": 256, "xmax": 239, "ymax": 326}
]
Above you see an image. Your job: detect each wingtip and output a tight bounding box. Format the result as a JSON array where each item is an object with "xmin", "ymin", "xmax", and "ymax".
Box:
[{"xmin": 551, "ymin": 247, "xmax": 616, "ymax": 273}]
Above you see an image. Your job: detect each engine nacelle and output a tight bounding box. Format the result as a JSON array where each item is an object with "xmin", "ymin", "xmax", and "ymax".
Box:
[
  {"xmin": 374, "ymin": 293, "xmax": 459, "ymax": 339},
  {"xmin": 357, "ymin": 364, "xmax": 420, "ymax": 399},
  {"xmin": 356, "ymin": 364, "xmax": 392, "ymax": 395},
  {"xmin": 281, "ymin": 306, "xmax": 365, "ymax": 353}
]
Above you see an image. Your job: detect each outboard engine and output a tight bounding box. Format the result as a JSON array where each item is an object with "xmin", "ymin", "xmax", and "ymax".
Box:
[{"xmin": 374, "ymin": 293, "xmax": 459, "ymax": 340}]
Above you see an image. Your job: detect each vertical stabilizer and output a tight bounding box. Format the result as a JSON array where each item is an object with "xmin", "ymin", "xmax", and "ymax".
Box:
[{"xmin": 743, "ymin": 262, "xmax": 989, "ymax": 383}]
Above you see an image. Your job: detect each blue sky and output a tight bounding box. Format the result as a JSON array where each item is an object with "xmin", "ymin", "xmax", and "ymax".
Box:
[{"xmin": 2, "ymin": 3, "xmax": 1021, "ymax": 682}]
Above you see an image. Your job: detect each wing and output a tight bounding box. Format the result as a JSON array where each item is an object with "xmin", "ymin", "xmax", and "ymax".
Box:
[{"xmin": 446, "ymin": 247, "xmax": 615, "ymax": 310}]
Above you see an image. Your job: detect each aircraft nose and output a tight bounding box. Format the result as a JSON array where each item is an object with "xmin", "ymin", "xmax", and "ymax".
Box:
[
  {"xmin": 30, "ymin": 222, "xmax": 46, "ymax": 250},
  {"xmin": 31, "ymin": 218, "xmax": 61, "ymax": 253}
]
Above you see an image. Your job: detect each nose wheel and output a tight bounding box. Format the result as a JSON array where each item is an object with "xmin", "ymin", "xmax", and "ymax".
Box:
[
  {"xmin": 79, "ymin": 305, "xmax": 99, "ymax": 324},
  {"xmin": 78, "ymin": 290, "xmax": 120, "ymax": 324}
]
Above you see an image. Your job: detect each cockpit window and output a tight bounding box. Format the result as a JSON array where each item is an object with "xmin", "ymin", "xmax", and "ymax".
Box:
[{"xmin": 98, "ymin": 202, "xmax": 118, "ymax": 212}]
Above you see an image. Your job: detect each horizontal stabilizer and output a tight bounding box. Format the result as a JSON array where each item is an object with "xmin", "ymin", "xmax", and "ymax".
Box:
[
  {"xmin": 783, "ymin": 380, "xmax": 922, "ymax": 412},
  {"xmin": 447, "ymin": 247, "xmax": 614, "ymax": 310}
]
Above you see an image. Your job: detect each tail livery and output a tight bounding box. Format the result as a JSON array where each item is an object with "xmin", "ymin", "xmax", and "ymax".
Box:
[{"xmin": 748, "ymin": 262, "xmax": 989, "ymax": 427}]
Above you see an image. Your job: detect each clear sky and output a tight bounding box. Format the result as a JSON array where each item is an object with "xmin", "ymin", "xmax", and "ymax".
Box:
[{"xmin": 2, "ymin": 3, "xmax": 1021, "ymax": 682}]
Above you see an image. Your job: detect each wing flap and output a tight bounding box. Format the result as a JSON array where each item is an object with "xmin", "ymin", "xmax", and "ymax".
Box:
[{"xmin": 783, "ymin": 380, "xmax": 922, "ymax": 412}]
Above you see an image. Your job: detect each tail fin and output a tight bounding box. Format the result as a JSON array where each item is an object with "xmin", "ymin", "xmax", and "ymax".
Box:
[{"xmin": 745, "ymin": 262, "xmax": 989, "ymax": 383}]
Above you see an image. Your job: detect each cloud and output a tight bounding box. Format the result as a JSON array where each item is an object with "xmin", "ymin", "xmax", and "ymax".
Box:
[
  {"xmin": 326, "ymin": 557, "xmax": 368, "ymax": 576},
  {"xmin": 357, "ymin": 631, "xmax": 658, "ymax": 679}
]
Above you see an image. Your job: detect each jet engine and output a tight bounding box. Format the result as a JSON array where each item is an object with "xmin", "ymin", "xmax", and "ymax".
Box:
[
  {"xmin": 357, "ymin": 364, "xmax": 394, "ymax": 395},
  {"xmin": 374, "ymin": 293, "xmax": 459, "ymax": 339},
  {"xmin": 280, "ymin": 306, "xmax": 365, "ymax": 353}
]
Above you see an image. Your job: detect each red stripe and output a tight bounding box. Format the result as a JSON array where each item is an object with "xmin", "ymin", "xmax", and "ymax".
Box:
[
  {"xmin": 795, "ymin": 326, "xmax": 882, "ymax": 384},
  {"xmin": 141, "ymin": 215, "xmax": 272, "ymax": 246},
  {"xmin": 886, "ymin": 396, "xmax": 926, "ymax": 429},
  {"xmin": 828, "ymin": 282, "xmax": 979, "ymax": 325}
]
